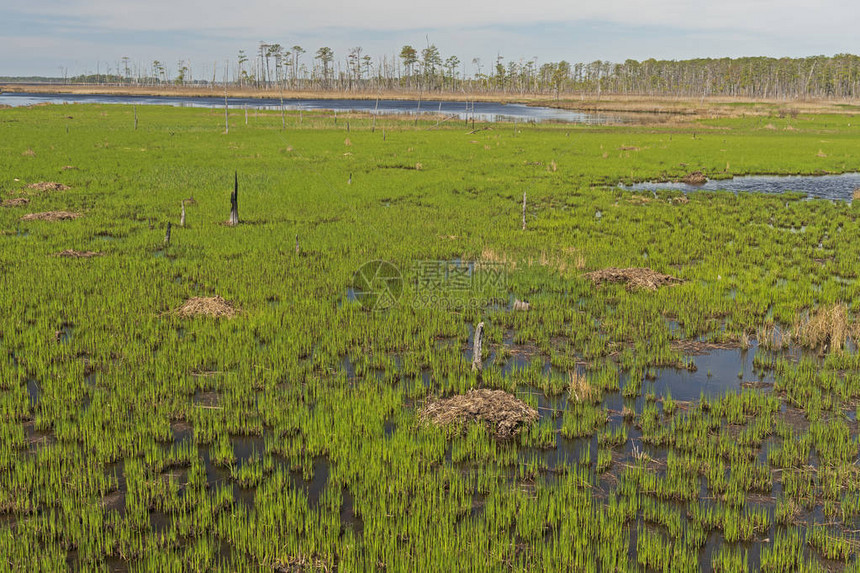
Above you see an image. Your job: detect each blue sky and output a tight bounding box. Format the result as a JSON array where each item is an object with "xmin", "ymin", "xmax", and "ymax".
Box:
[{"xmin": 1, "ymin": 0, "xmax": 858, "ymax": 78}]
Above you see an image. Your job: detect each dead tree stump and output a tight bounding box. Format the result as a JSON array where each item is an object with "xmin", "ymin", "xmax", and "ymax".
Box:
[
  {"xmin": 472, "ymin": 321, "xmax": 484, "ymax": 372},
  {"xmin": 228, "ymin": 172, "xmax": 239, "ymax": 226}
]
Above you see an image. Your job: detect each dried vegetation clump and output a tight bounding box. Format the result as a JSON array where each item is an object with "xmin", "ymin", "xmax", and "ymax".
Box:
[
  {"xmin": 175, "ymin": 296, "xmax": 239, "ymax": 318},
  {"xmin": 583, "ymin": 267, "xmax": 683, "ymax": 291},
  {"xmin": 1, "ymin": 198, "xmax": 29, "ymax": 207},
  {"xmin": 419, "ymin": 389, "xmax": 538, "ymax": 439},
  {"xmin": 680, "ymin": 171, "xmax": 707, "ymax": 185},
  {"xmin": 567, "ymin": 370, "xmax": 592, "ymax": 402},
  {"xmin": 26, "ymin": 182, "xmax": 70, "ymax": 192},
  {"xmin": 20, "ymin": 211, "xmax": 81, "ymax": 221},
  {"xmin": 794, "ymin": 303, "xmax": 853, "ymax": 354},
  {"xmin": 53, "ymin": 250, "xmax": 103, "ymax": 258}
]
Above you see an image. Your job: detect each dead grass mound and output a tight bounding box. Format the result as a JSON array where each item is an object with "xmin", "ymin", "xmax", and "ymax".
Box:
[
  {"xmin": 583, "ymin": 267, "xmax": 683, "ymax": 291},
  {"xmin": 852, "ymin": 188, "xmax": 860, "ymax": 201},
  {"xmin": 176, "ymin": 296, "xmax": 238, "ymax": 318},
  {"xmin": 27, "ymin": 182, "xmax": 70, "ymax": 192},
  {"xmin": 419, "ymin": 389, "xmax": 538, "ymax": 439},
  {"xmin": 53, "ymin": 249, "xmax": 102, "ymax": 258},
  {"xmin": 680, "ymin": 171, "xmax": 707, "ymax": 185},
  {"xmin": 20, "ymin": 211, "xmax": 81, "ymax": 221},
  {"xmin": 794, "ymin": 303, "xmax": 852, "ymax": 354},
  {"xmin": 671, "ymin": 339, "xmax": 738, "ymax": 355},
  {"xmin": 2, "ymin": 198, "xmax": 29, "ymax": 207}
]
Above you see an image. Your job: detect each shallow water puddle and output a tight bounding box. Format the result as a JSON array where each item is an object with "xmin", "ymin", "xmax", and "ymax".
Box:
[{"xmin": 621, "ymin": 172, "xmax": 860, "ymax": 201}]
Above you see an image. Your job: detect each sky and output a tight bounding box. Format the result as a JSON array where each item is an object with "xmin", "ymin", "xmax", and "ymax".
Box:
[{"xmin": 1, "ymin": 0, "xmax": 858, "ymax": 78}]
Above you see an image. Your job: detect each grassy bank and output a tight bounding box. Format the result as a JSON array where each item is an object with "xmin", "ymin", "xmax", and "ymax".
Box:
[{"xmin": 1, "ymin": 103, "xmax": 860, "ymax": 571}]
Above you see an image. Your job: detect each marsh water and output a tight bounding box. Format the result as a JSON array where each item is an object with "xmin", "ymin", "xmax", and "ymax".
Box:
[
  {"xmin": 0, "ymin": 92, "xmax": 620, "ymax": 124},
  {"xmin": 621, "ymin": 172, "xmax": 860, "ymax": 201}
]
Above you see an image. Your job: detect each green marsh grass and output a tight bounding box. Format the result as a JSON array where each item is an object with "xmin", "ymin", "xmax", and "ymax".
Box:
[{"xmin": 1, "ymin": 103, "xmax": 860, "ymax": 569}]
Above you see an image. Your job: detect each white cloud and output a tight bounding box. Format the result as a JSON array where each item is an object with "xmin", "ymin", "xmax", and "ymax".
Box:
[
  {"xmin": 12, "ymin": 0, "xmax": 859, "ymax": 38},
  {"xmin": 2, "ymin": 0, "xmax": 856, "ymax": 76}
]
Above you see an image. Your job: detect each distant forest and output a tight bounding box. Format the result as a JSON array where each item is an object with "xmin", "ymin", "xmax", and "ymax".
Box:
[{"xmin": 9, "ymin": 50, "xmax": 860, "ymax": 99}]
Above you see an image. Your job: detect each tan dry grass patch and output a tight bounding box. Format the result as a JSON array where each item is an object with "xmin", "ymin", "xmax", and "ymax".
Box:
[
  {"xmin": 20, "ymin": 211, "xmax": 81, "ymax": 221},
  {"xmin": 680, "ymin": 171, "xmax": 707, "ymax": 185},
  {"xmin": 419, "ymin": 389, "xmax": 538, "ymax": 439},
  {"xmin": 27, "ymin": 181, "xmax": 70, "ymax": 192},
  {"xmin": 567, "ymin": 370, "xmax": 593, "ymax": 402},
  {"xmin": 561, "ymin": 247, "xmax": 588, "ymax": 270},
  {"xmin": 1, "ymin": 198, "xmax": 29, "ymax": 207},
  {"xmin": 584, "ymin": 267, "xmax": 683, "ymax": 291},
  {"xmin": 794, "ymin": 303, "xmax": 851, "ymax": 354},
  {"xmin": 480, "ymin": 248, "xmax": 516, "ymax": 269},
  {"xmin": 53, "ymin": 249, "xmax": 103, "ymax": 258},
  {"xmin": 671, "ymin": 339, "xmax": 738, "ymax": 355},
  {"xmin": 175, "ymin": 296, "xmax": 238, "ymax": 318}
]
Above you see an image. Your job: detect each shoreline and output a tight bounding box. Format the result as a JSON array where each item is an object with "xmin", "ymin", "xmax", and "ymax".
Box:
[{"xmin": 3, "ymin": 83, "xmax": 859, "ymax": 117}]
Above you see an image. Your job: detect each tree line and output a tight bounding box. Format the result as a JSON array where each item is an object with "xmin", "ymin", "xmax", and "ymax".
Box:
[{"xmin": 67, "ymin": 48, "xmax": 860, "ymax": 99}]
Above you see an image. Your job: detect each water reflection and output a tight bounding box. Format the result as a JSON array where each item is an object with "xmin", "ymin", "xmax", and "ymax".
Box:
[
  {"xmin": 621, "ymin": 172, "xmax": 860, "ymax": 201},
  {"xmin": 0, "ymin": 92, "xmax": 622, "ymax": 124}
]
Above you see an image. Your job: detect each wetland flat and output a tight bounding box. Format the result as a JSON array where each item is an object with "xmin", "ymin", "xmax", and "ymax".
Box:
[{"xmin": 1, "ymin": 103, "xmax": 860, "ymax": 571}]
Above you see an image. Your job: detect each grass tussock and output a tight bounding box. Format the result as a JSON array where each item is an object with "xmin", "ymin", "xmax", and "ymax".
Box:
[
  {"xmin": 176, "ymin": 296, "xmax": 238, "ymax": 319},
  {"xmin": 480, "ymin": 248, "xmax": 516, "ymax": 269},
  {"xmin": 1, "ymin": 197, "xmax": 29, "ymax": 207},
  {"xmin": 794, "ymin": 303, "xmax": 852, "ymax": 354},
  {"xmin": 53, "ymin": 249, "xmax": 103, "ymax": 258},
  {"xmin": 680, "ymin": 171, "xmax": 707, "ymax": 184},
  {"xmin": 20, "ymin": 211, "xmax": 81, "ymax": 221},
  {"xmin": 583, "ymin": 267, "xmax": 683, "ymax": 291},
  {"xmin": 26, "ymin": 182, "xmax": 70, "ymax": 192},
  {"xmin": 567, "ymin": 370, "xmax": 593, "ymax": 402},
  {"xmin": 852, "ymin": 188, "xmax": 860, "ymax": 201},
  {"xmin": 419, "ymin": 389, "xmax": 538, "ymax": 439}
]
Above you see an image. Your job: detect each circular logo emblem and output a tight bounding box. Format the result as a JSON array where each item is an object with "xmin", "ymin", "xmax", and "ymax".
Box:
[{"xmin": 351, "ymin": 260, "xmax": 402, "ymax": 311}]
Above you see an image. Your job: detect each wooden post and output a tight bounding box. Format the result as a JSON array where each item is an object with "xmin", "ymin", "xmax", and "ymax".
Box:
[
  {"xmin": 164, "ymin": 222, "xmax": 171, "ymax": 245},
  {"xmin": 295, "ymin": 234, "xmax": 300, "ymax": 255},
  {"xmin": 228, "ymin": 172, "xmax": 239, "ymax": 226},
  {"xmin": 522, "ymin": 192, "xmax": 527, "ymax": 231},
  {"xmin": 472, "ymin": 321, "xmax": 484, "ymax": 372},
  {"xmin": 348, "ymin": 173, "xmax": 352, "ymax": 185},
  {"xmin": 180, "ymin": 200, "xmax": 186, "ymax": 227}
]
